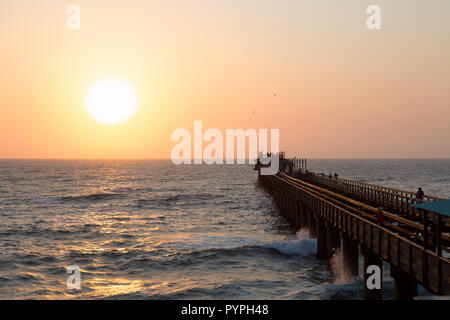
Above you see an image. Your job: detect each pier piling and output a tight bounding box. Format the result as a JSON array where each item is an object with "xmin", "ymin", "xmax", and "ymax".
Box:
[
  {"xmin": 316, "ymin": 218, "xmax": 328, "ymax": 260},
  {"xmin": 326, "ymin": 224, "xmax": 340, "ymax": 259},
  {"xmin": 343, "ymin": 235, "xmax": 359, "ymax": 277},
  {"xmin": 308, "ymin": 210, "xmax": 317, "ymax": 238},
  {"xmin": 391, "ymin": 265, "xmax": 418, "ymax": 300},
  {"xmin": 257, "ymin": 162, "xmax": 450, "ymax": 299}
]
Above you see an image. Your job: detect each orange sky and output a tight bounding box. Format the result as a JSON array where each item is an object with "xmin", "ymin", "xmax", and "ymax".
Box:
[{"xmin": 1, "ymin": 0, "xmax": 449, "ymax": 159}]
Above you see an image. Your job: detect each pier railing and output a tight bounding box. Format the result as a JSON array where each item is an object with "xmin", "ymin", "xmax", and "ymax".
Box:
[
  {"xmin": 309, "ymin": 173, "xmax": 443, "ymax": 217},
  {"xmin": 285, "ymin": 157, "xmax": 443, "ymax": 217}
]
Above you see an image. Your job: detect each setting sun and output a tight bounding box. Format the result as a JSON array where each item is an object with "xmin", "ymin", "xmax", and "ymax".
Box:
[{"xmin": 84, "ymin": 78, "xmax": 139, "ymax": 125}]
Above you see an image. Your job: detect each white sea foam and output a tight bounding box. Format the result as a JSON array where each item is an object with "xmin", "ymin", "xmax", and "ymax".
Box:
[{"xmin": 170, "ymin": 233, "xmax": 317, "ymax": 257}]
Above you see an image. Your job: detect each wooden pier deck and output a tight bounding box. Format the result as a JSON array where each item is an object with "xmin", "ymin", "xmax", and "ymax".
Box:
[{"xmin": 256, "ymin": 160, "xmax": 450, "ymax": 299}]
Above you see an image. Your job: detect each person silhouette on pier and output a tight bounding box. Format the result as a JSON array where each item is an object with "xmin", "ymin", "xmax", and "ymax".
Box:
[
  {"xmin": 377, "ymin": 207, "xmax": 385, "ymax": 225},
  {"xmin": 333, "ymin": 173, "xmax": 338, "ymax": 180},
  {"xmin": 416, "ymin": 187, "xmax": 424, "ymax": 201}
]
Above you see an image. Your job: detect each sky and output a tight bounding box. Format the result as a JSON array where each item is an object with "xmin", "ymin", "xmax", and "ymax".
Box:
[{"xmin": 1, "ymin": 0, "xmax": 449, "ymax": 159}]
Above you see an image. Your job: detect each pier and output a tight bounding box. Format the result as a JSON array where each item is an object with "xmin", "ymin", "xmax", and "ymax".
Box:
[{"xmin": 256, "ymin": 156, "xmax": 450, "ymax": 299}]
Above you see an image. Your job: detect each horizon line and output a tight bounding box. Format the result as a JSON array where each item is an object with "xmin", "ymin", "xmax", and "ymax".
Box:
[{"xmin": 1, "ymin": 157, "xmax": 450, "ymax": 161}]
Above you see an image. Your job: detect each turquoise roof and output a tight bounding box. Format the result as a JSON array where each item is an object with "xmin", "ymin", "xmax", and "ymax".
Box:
[{"xmin": 414, "ymin": 199, "xmax": 450, "ymax": 217}]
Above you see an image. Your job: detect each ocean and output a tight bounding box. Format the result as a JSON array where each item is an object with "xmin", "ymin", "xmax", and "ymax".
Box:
[{"xmin": 0, "ymin": 159, "xmax": 449, "ymax": 299}]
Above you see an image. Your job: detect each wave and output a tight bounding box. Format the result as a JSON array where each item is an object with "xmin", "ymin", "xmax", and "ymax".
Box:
[
  {"xmin": 162, "ymin": 193, "xmax": 222, "ymax": 202},
  {"xmin": 0, "ymin": 225, "xmax": 103, "ymax": 237},
  {"xmin": 0, "ymin": 273, "xmax": 44, "ymax": 283},
  {"xmin": 134, "ymin": 193, "xmax": 223, "ymax": 208},
  {"xmin": 60, "ymin": 193, "xmax": 124, "ymax": 202},
  {"xmin": 112, "ymin": 236, "xmax": 318, "ymax": 274},
  {"xmin": 286, "ymin": 277, "xmax": 401, "ymax": 300},
  {"xmin": 103, "ymin": 277, "xmax": 367, "ymax": 300},
  {"xmin": 169, "ymin": 233, "xmax": 318, "ymax": 259},
  {"xmin": 256, "ymin": 239, "xmax": 317, "ymax": 256},
  {"xmin": 106, "ymin": 282, "xmax": 254, "ymax": 300}
]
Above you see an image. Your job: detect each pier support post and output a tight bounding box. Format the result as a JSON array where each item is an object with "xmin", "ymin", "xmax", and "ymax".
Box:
[
  {"xmin": 363, "ymin": 250, "xmax": 383, "ymax": 300},
  {"xmin": 343, "ymin": 235, "xmax": 359, "ymax": 277},
  {"xmin": 292, "ymin": 198, "xmax": 296, "ymax": 225},
  {"xmin": 309, "ymin": 210, "xmax": 317, "ymax": 238},
  {"xmin": 292, "ymin": 201, "xmax": 298, "ymax": 230},
  {"xmin": 287, "ymin": 195, "xmax": 292, "ymax": 222},
  {"xmin": 301, "ymin": 205, "xmax": 308, "ymax": 229},
  {"xmin": 281, "ymin": 192, "xmax": 286, "ymax": 218},
  {"xmin": 289, "ymin": 197, "xmax": 293, "ymax": 221},
  {"xmin": 292, "ymin": 200, "xmax": 297, "ymax": 229},
  {"xmin": 316, "ymin": 218, "xmax": 327, "ymax": 260},
  {"xmin": 390, "ymin": 265, "xmax": 417, "ymax": 300},
  {"xmin": 292, "ymin": 198, "xmax": 297, "ymax": 226},
  {"xmin": 297, "ymin": 204, "xmax": 304, "ymax": 229},
  {"xmin": 326, "ymin": 224, "xmax": 340, "ymax": 259},
  {"xmin": 298, "ymin": 203, "xmax": 303, "ymax": 230},
  {"xmin": 284, "ymin": 195, "xmax": 288, "ymax": 218},
  {"xmin": 278, "ymin": 191, "xmax": 283, "ymax": 216}
]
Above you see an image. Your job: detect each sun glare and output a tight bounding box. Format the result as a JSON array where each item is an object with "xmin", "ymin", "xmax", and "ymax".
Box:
[{"xmin": 84, "ymin": 78, "xmax": 139, "ymax": 125}]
